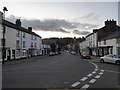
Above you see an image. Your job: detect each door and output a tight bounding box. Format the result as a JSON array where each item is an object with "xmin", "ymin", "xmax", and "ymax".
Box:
[
  {"xmin": 12, "ymin": 50, "xmax": 15, "ymax": 60},
  {"xmin": 7, "ymin": 50, "xmax": 11, "ymax": 60}
]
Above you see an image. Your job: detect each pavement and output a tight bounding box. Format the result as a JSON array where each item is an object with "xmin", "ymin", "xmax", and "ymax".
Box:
[
  {"xmin": 90, "ymin": 56, "xmax": 100, "ymax": 62},
  {"xmin": 2, "ymin": 55, "xmax": 49, "ymax": 66}
]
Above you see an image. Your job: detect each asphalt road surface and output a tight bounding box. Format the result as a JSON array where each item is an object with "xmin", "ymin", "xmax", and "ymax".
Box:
[{"xmin": 2, "ymin": 51, "xmax": 120, "ymax": 89}]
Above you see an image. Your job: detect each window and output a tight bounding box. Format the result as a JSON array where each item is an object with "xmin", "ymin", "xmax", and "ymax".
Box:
[
  {"xmin": 104, "ymin": 40, "xmax": 106, "ymax": 45},
  {"xmin": 118, "ymin": 47, "xmax": 120, "ymax": 55},
  {"xmin": 1, "ymin": 38, "xmax": 5, "ymax": 46},
  {"xmin": 23, "ymin": 32, "xmax": 26, "ymax": 38},
  {"xmin": 17, "ymin": 30, "xmax": 20, "ymax": 37},
  {"xmin": 99, "ymin": 41, "xmax": 101, "ymax": 45},
  {"xmin": 16, "ymin": 40, "xmax": 20, "ymax": 48},
  {"xmin": 35, "ymin": 36, "xmax": 36, "ymax": 41},
  {"xmin": 16, "ymin": 50, "xmax": 20, "ymax": 57},
  {"xmin": 22, "ymin": 51, "xmax": 26, "ymax": 56},
  {"xmin": 35, "ymin": 43, "xmax": 36, "ymax": 48},
  {"xmin": 31, "ymin": 42, "xmax": 33, "ymax": 47},
  {"xmin": 117, "ymin": 39, "xmax": 120, "ymax": 44},
  {"xmin": 23, "ymin": 41, "xmax": 26, "ymax": 48},
  {"xmin": 1, "ymin": 26, "xmax": 6, "ymax": 33},
  {"xmin": 31, "ymin": 35, "xmax": 33, "ymax": 40}
]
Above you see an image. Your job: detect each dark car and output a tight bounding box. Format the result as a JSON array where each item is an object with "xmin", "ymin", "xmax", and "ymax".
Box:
[{"xmin": 81, "ymin": 53, "xmax": 91, "ymax": 59}]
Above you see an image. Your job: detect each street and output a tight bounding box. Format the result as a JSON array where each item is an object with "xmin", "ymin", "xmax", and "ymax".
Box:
[{"xmin": 2, "ymin": 51, "xmax": 120, "ymax": 89}]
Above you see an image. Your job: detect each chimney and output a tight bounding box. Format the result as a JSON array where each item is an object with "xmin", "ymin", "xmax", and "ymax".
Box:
[
  {"xmin": 105, "ymin": 19, "xmax": 116, "ymax": 26},
  {"xmin": 93, "ymin": 29, "xmax": 98, "ymax": 33},
  {"xmin": 28, "ymin": 27, "xmax": 32, "ymax": 32},
  {"xmin": 16, "ymin": 19, "xmax": 21, "ymax": 27}
]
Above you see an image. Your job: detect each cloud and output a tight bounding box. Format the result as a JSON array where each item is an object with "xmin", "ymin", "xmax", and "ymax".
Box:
[
  {"xmin": 6, "ymin": 14, "xmax": 99, "ymax": 35},
  {"xmin": 77, "ymin": 23, "xmax": 98, "ymax": 30},
  {"xmin": 22, "ymin": 19, "xmax": 76, "ymax": 33},
  {"xmin": 73, "ymin": 29, "xmax": 91, "ymax": 35},
  {"xmin": 75, "ymin": 13, "xmax": 103, "ymax": 26}
]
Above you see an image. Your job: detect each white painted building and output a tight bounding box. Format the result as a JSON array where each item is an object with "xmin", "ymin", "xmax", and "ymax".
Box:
[
  {"xmin": 98, "ymin": 38, "xmax": 120, "ymax": 56},
  {"xmin": 97, "ymin": 20, "xmax": 120, "ymax": 56},
  {"xmin": 86, "ymin": 29, "xmax": 98, "ymax": 56},
  {"xmin": 2, "ymin": 18, "xmax": 42, "ymax": 60},
  {"xmin": 84, "ymin": 20, "xmax": 120, "ymax": 56},
  {"xmin": 79, "ymin": 39, "xmax": 86, "ymax": 54}
]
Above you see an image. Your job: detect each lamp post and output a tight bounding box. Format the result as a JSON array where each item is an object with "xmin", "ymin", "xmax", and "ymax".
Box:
[{"xmin": 2, "ymin": 7, "xmax": 8, "ymax": 64}]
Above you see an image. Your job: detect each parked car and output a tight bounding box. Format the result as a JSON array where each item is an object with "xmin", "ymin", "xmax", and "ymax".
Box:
[
  {"xmin": 81, "ymin": 53, "xmax": 91, "ymax": 59},
  {"xmin": 49, "ymin": 52, "xmax": 55, "ymax": 56},
  {"xmin": 58, "ymin": 51, "xmax": 62, "ymax": 54},
  {"xmin": 71, "ymin": 51, "xmax": 76, "ymax": 55},
  {"xmin": 100, "ymin": 54, "xmax": 120, "ymax": 65},
  {"xmin": 55, "ymin": 52, "xmax": 58, "ymax": 55}
]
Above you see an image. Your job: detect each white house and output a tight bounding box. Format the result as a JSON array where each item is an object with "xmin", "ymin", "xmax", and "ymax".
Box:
[
  {"xmin": 96, "ymin": 20, "xmax": 120, "ymax": 56},
  {"xmin": 84, "ymin": 20, "xmax": 120, "ymax": 56},
  {"xmin": 85, "ymin": 29, "xmax": 98, "ymax": 56},
  {"xmin": 98, "ymin": 38, "xmax": 120, "ymax": 56},
  {"xmin": 97, "ymin": 20, "xmax": 120, "ymax": 56},
  {"xmin": 2, "ymin": 18, "xmax": 42, "ymax": 60},
  {"xmin": 79, "ymin": 39, "xmax": 86, "ymax": 54}
]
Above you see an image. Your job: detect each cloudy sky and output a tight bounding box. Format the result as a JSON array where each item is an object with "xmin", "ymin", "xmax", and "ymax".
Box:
[{"xmin": 0, "ymin": 0, "xmax": 119, "ymax": 38}]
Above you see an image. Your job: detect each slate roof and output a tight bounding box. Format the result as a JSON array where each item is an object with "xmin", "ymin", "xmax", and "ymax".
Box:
[{"xmin": 2, "ymin": 20, "xmax": 42, "ymax": 38}]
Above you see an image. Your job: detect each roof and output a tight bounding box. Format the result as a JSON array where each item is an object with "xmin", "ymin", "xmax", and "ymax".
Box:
[
  {"xmin": 2, "ymin": 20, "xmax": 42, "ymax": 38},
  {"xmin": 86, "ymin": 32, "xmax": 93, "ymax": 38},
  {"xmin": 97, "ymin": 25, "xmax": 120, "ymax": 41}
]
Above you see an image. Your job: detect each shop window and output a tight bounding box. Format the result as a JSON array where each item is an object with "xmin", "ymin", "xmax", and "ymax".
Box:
[{"xmin": 104, "ymin": 40, "xmax": 106, "ymax": 45}]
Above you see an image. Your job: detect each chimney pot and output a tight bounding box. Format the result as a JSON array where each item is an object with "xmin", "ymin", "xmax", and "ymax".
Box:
[
  {"xmin": 16, "ymin": 19, "xmax": 21, "ymax": 27},
  {"xmin": 28, "ymin": 27, "xmax": 32, "ymax": 32}
]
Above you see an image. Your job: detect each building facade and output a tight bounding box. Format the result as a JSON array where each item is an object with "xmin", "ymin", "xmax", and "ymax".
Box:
[
  {"xmin": 84, "ymin": 19, "xmax": 120, "ymax": 56},
  {"xmin": 97, "ymin": 20, "xmax": 120, "ymax": 56},
  {"xmin": 79, "ymin": 39, "xmax": 86, "ymax": 54},
  {"xmin": 2, "ymin": 18, "xmax": 42, "ymax": 61},
  {"xmin": 85, "ymin": 29, "xmax": 98, "ymax": 56}
]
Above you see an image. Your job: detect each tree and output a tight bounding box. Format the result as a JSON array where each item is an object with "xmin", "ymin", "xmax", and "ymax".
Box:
[{"xmin": 50, "ymin": 43, "xmax": 57, "ymax": 52}]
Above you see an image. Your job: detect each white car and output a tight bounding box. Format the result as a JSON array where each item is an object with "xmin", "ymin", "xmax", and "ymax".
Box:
[{"xmin": 100, "ymin": 54, "xmax": 120, "ymax": 65}]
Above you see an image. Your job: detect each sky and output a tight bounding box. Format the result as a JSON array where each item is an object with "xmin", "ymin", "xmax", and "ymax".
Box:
[{"xmin": 0, "ymin": 0, "xmax": 119, "ymax": 38}]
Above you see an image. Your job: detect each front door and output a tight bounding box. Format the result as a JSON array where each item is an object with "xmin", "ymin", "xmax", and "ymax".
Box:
[
  {"xmin": 12, "ymin": 50, "xmax": 15, "ymax": 60},
  {"xmin": 7, "ymin": 50, "xmax": 11, "ymax": 60}
]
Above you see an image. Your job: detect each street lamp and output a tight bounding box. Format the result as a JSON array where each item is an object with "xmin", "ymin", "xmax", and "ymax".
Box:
[{"xmin": 2, "ymin": 7, "xmax": 8, "ymax": 64}]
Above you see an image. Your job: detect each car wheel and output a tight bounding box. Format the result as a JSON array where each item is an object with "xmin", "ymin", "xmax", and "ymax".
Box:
[
  {"xmin": 115, "ymin": 60, "xmax": 120, "ymax": 65},
  {"xmin": 100, "ymin": 59, "xmax": 104, "ymax": 63}
]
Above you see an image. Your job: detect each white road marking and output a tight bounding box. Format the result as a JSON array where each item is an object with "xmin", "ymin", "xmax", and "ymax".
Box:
[
  {"xmin": 89, "ymin": 79, "xmax": 96, "ymax": 83},
  {"xmin": 95, "ymin": 75, "xmax": 101, "ymax": 79},
  {"xmin": 81, "ymin": 84, "xmax": 90, "ymax": 89},
  {"xmin": 71, "ymin": 82, "xmax": 80, "ymax": 87},
  {"xmin": 99, "ymin": 72, "xmax": 103, "ymax": 75},
  {"xmin": 104, "ymin": 70, "xmax": 120, "ymax": 73},
  {"xmin": 87, "ymin": 74, "xmax": 93, "ymax": 77},
  {"xmin": 80, "ymin": 77, "xmax": 88, "ymax": 81},
  {"xmin": 89, "ymin": 62, "xmax": 98, "ymax": 70},
  {"xmin": 92, "ymin": 71, "xmax": 96, "ymax": 74}
]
